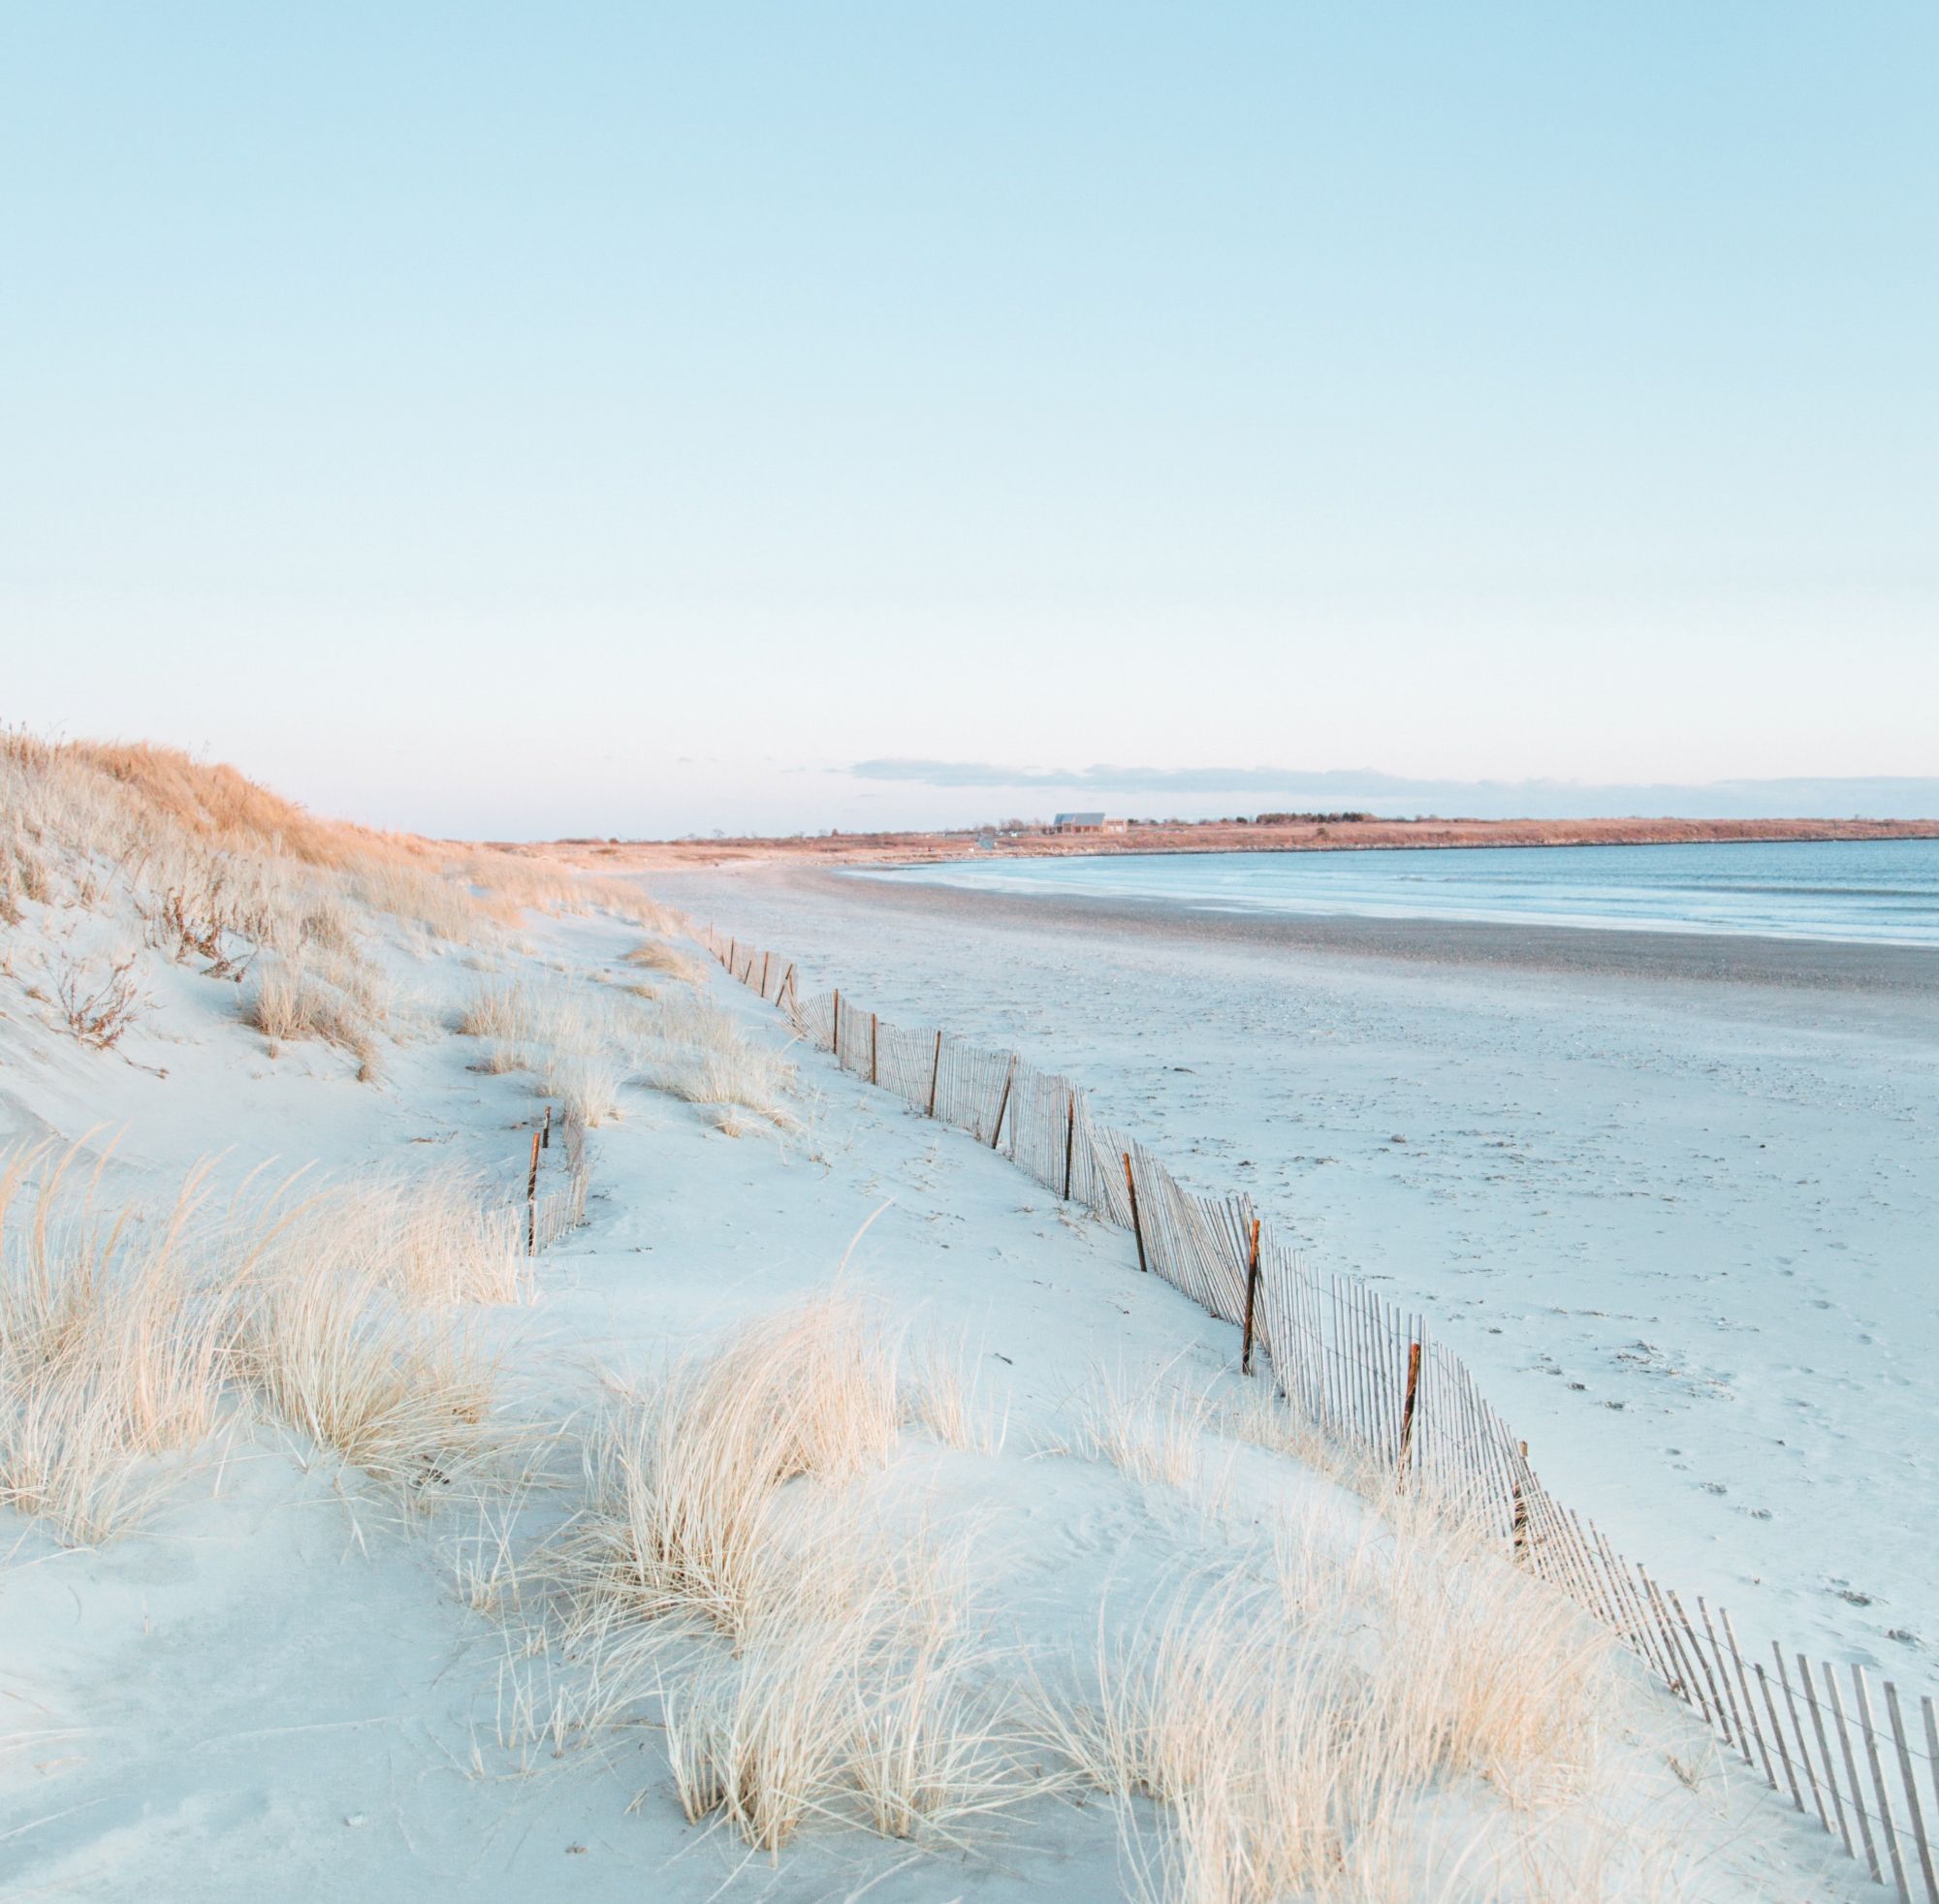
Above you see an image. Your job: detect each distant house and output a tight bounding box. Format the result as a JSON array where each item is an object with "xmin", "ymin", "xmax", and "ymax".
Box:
[{"xmin": 1052, "ymin": 812, "xmax": 1128, "ymax": 834}]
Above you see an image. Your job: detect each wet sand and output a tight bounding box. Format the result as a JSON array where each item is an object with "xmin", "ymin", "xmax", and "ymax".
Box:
[{"xmin": 823, "ymin": 863, "xmax": 1939, "ymax": 996}]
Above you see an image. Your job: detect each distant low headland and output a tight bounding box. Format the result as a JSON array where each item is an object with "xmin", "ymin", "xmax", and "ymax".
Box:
[{"xmin": 526, "ymin": 810, "xmax": 1939, "ymax": 872}]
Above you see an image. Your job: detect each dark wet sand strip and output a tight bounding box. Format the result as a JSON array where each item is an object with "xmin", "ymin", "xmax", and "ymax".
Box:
[{"xmin": 790, "ymin": 864, "xmax": 1939, "ymax": 996}]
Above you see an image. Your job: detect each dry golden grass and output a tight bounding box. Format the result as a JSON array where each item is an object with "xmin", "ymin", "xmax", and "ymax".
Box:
[
  {"xmin": 511, "ymin": 1298, "xmax": 1045, "ymax": 1853},
  {"xmin": 1033, "ymin": 1486, "xmax": 1625, "ymax": 1904},
  {"xmin": 1, "ymin": 731, "xmax": 668, "ymax": 996},
  {"xmin": 247, "ymin": 951, "xmax": 388, "ymax": 1079},
  {"xmin": 536, "ymin": 1050, "xmax": 624, "ymax": 1127},
  {"xmin": 0, "ymin": 1141, "xmax": 536, "ymax": 1540},
  {"xmin": 457, "ymin": 980, "xmax": 629, "ymax": 1123},
  {"xmin": 902, "ymin": 1330, "xmax": 1007, "ymax": 1457},
  {"xmin": 229, "ymin": 1164, "xmax": 539, "ymax": 1492},
  {"xmin": 0, "ymin": 1144, "xmax": 255, "ymax": 1540},
  {"xmin": 623, "ymin": 936, "xmax": 704, "ymax": 987},
  {"xmin": 329, "ymin": 1169, "xmax": 530, "ymax": 1308},
  {"xmin": 236, "ymin": 1253, "xmax": 505, "ymax": 1499},
  {"xmin": 633, "ymin": 991, "xmax": 796, "ymax": 1128},
  {"xmin": 1080, "ymin": 1363, "xmax": 1219, "ymax": 1489},
  {"xmin": 457, "ymin": 970, "xmax": 794, "ymax": 1130},
  {"xmin": 550, "ymin": 1298, "xmax": 906, "ymax": 1640},
  {"xmin": 659, "ymin": 1524, "xmax": 1031, "ymax": 1851}
]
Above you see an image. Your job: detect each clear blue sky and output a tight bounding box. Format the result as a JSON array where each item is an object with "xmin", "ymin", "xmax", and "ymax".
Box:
[{"xmin": 4, "ymin": 4, "xmax": 1934, "ymax": 835}]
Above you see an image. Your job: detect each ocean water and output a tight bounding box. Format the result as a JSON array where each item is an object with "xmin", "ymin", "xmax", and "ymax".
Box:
[{"xmin": 857, "ymin": 837, "xmax": 1939, "ymax": 946}]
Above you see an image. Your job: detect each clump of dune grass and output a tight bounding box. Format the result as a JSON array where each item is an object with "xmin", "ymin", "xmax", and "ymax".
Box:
[
  {"xmin": 0, "ymin": 1144, "xmax": 251, "ymax": 1541},
  {"xmin": 536, "ymin": 1049, "xmax": 624, "ymax": 1127},
  {"xmin": 902, "ymin": 1329, "xmax": 1007, "ymax": 1457},
  {"xmin": 246, "ymin": 948, "xmax": 389, "ymax": 1080},
  {"xmin": 331, "ymin": 1169, "xmax": 530, "ymax": 1308},
  {"xmin": 1036, "ymin": 1494, "xmax": 1624, "ymax": 1904},
  {"xmin": 1217, "ymin": 1380, "xmax": 1394, "ymax": 1501},
  {"xmin": 229, "ymin": 1161, "xmax": 545, "ymax": 1492},
  {"xmin": 1079, "ymin": 1363, "xmax": 1219, "ymax": 1490},
  {"xmin": 660, "ymin": 1524, "xmax": 1034, "ymax": 1851},
  {"xmin": 516, "ymin": 1298, "xmax": 1045, "ymax": 1851},
  {"xmin": 0, "ymin": 1142, "xmax": 533, "ymax": 1539},
  {"xmin": 457, "ymin": 979, "xmax": 631, "ymax": 1122},
  {"xmin": 549, "ymin": 1298, "xmax": 906, "ymax": 1641},
  {"xmin": 350, "ymin": 860, "xmax": 486, "ymax": 941},
  {"xmin": 623, "ymin": 936, "xmax": 703, "ymax": 987},
  {"xmin": 234, "ymin": 1213, "xmax": 510, "ymax": 1501},
  {"xmin": 632, "ymin": 991, "xmax": 796, "ymax": 1129},
  {"xmin": 457, "ymin": 980, "xmax": 530, "ymax": 1043},
  {"xmin": 457, "ymin": 969, "xmax": 792, "ymax": 1130},
  {"xmin": 458, "ymin": 976, "xmax": 617, "ymax": 1060}
]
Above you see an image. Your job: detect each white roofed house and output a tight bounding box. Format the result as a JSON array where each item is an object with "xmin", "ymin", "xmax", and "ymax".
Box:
[{"xmin": 1052, "ymin": 812, "xmax": 1128, "ymax": 834}]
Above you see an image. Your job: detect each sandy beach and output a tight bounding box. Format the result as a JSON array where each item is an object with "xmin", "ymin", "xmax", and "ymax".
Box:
[
  {"xmin": 650, "ymin": 859, "xmax": 1939, "ymax": 1678},
  {"xmin": 0, "ymin": 743, "xmax": 1901, "ymax": 1901}
]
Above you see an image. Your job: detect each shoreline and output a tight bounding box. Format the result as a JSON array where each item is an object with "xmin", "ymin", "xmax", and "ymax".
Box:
[{"xmin": 772, "ymin": 860, "xmax": 1939, "ymax": 996}]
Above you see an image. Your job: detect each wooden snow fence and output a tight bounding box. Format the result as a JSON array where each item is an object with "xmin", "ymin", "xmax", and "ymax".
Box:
[
  {"xmin": 698, "ymin": 922, "xmax": 1939, "ymax": 1899},
  {"xmin": 513, "ymin": 1103, "xmax": 590, "ymax": 1256}
]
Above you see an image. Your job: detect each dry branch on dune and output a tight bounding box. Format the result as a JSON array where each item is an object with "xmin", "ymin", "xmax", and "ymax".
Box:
[{"xmin": 53, "ymin": 951, "xmax": 146, "ymax": 1050}]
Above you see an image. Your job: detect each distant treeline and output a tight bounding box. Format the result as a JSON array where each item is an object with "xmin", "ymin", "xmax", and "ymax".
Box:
[{"xmin": 1247, "ymin": 811, "xmax": 1377, "ymax": 826}]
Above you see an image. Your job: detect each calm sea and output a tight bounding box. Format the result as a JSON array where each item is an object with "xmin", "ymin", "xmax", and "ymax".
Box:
[{"xmin": 858, "ymin": 838, "xmax": 1939, "ymax": 947}]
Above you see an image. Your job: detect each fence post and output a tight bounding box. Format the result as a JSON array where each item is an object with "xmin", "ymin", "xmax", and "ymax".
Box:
[
  {"xmin": 525, "ymin": 1129, "xmax": 542, "ymax": 1256},
  {"xmin": 928, "ymin": 1031, "xmax": 942, "ymax": 1117},
  {"xmin": 541, "ymin": 1103, "xmax": 552, "ymax": 1150},
  {"xmin": 991, "ymin": 1055, "xmax": 1016, "ymax": 1150},
  {"xmin": 871, "ymin": 1012, "xmax": 879, "ymax": 1086},
  {"xmin": 833, "ymin": 990, "xmax": 842, "ymax": 1063},
  {"xmin": 761, "ymin": 950, "xmax": 771, "ymax": 999},
  {"xmin": 1122, "ymin": 1152, "xmax": 1147, "ymax": 1272},
  {"xmin": 1396, "ymin": 1338, "xmax": 1422, "ymax": 1480},
  {"xmin": 1511, "ymin": 1439, "xmax": 1530, "ymax": 1561},
  {"xmin": 1240, "ymin": 1217, "xmax": 1262, "ymax": 1374},
  {"xmin": 1063, "ymin": 1090, "xmax": 1076, "ymax": 1200}
]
